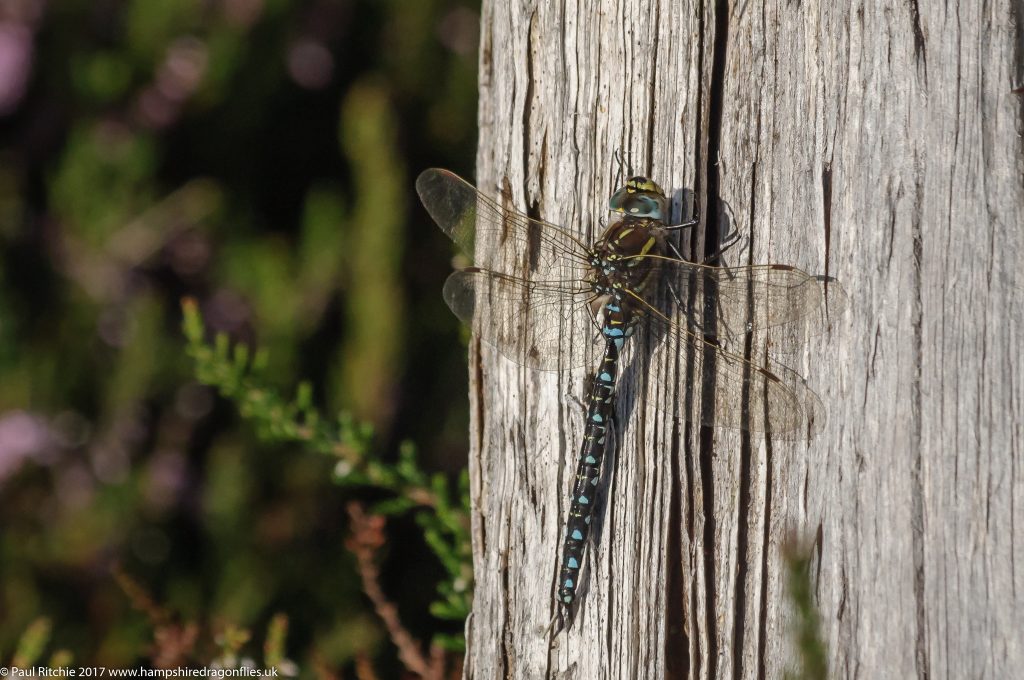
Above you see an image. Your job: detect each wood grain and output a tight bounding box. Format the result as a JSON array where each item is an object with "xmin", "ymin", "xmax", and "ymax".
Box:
[{"xmin": 461, "ymin": 1, "xmax": 1024, "ymax": 677}]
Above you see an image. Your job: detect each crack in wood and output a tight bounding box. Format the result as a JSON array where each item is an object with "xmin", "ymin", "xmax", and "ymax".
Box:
[
  {"xmin": 500, "ymin": 513, "xmax": 513, "ymax": 675},
  {"xmin": 910, "ymin": 172, "xmax": 930, "ymax": 680},
  {"xmin": 756, "ymin": 433, "xmax": 775, "ymax": 680},
  {"xmin": 908, "ymin": 0, "xmax": 928, "ymax": 83},
  {"xmin": 645, "ymin": 0, "xmax": 662, "ymax": 174},
  {"xmin": 733, "ymin": 153, "xmax": 760, "ymax": 680},
  {"xmin": 700, "ymin": 0, "xmax": 732, "ymax": 675},
  {"xmin": 665, "ymin": 417, "xmax": 690, "ymax": 679},
  {"xmin": 821, "ymin": 162, "xmax": 834, "ymax": 278},
  {"xmin": 522, "ymin": 10, "xmax": 537, "ymax": 192},
  {"xmin": 733, "ymin": 429, "xmax": 754, "ymax": 678}
]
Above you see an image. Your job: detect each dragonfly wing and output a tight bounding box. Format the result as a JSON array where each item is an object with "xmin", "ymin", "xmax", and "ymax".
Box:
[
  {"xmin": 649, "ymin": 257, "xmax": 847, "ymax": 340},
  {"xmin": 443, "ymin": 267, "xmax": 601, "ymax": 371},
  {"xmin": 639, "ymin": 308, "xmax": 824, "ymax": 438},
  {"xmin": 416, "ymin": 168, "xmax": 592, "ymax": 273}
]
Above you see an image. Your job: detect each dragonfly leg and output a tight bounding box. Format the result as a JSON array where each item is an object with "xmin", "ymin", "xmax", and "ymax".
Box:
[
  {"xmin": 663, "ymin": 234, "xmax": 737, "ymax": 267},
  {"xmin": 661, "ymin": 271, "xmax": 727, "ymax": 342},
  {"xmin": 702, "ymin": 229, "xmax": 742, "ymax": 265},
  {"xmin": 665, "ymin": 239, "xmax": 687, "ymax": 262},
  {"xmin": 662, "ymin": 238, "xmax": 751, "ymax": 339},
  {"xmin": 663, "ymin": 214, "xmax": 739, "ymax": 264},
  {"xmin": 662, "ymin": 270, "xmax": 701, "ymax": 330},
  {"xmin": 664, "ymin": 214, "xmax": 699, "ymax": 230}
]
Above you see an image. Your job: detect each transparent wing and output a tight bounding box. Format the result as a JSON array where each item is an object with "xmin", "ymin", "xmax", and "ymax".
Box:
[
  {"xmin": 637, "ymin": 256, "xmax": 848, "ymax": 341},
  {"xmin": 634, "ymin": 306, "xmax": 824, "ymax": 438},
  {"xmin": 418, "ymin": 168, "xmax": 601, "ymax": 370},
  {"xmin": 416, "ymin": 168, "xmax": 593, "ymax": 273},
  {"xmin": 663, "ymin": 327, "xmax": 823, "ymax": 438},
  {"xmin": 443, "ymin": 267, "xmax": 601, "ymax": 371}
]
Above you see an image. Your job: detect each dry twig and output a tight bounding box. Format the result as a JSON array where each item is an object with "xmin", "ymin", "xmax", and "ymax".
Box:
[{"xmin": 345, "ymin": 502, "xmax": 446, "ymax": 680}]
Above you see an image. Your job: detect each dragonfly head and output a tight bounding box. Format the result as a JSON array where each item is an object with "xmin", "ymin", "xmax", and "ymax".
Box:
[{"xmin": 609, "ymin": 176, "xmax": 668, "ymax": 221}]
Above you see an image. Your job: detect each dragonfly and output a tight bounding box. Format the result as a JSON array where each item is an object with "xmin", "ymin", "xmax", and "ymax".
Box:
[{"xmin": 416, "ymin": 168, "xmax": 842, "ymax": 632}]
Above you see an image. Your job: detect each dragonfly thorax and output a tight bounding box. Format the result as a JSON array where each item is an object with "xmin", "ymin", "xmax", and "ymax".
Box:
[{"xmin": 587, "ymin": 215, "xmax": 666, "ymax": 306}]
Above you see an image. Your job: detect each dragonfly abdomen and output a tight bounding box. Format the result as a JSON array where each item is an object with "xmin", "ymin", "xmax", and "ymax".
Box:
[{"xmin": 556, "ymin": 336, "xmax": 620, "ymax": 609}]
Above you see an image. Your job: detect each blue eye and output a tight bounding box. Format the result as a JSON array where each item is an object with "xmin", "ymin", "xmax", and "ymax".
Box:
[{"xmin": 609, "ymin": 187, "xmax": 667, "ymax": 221}]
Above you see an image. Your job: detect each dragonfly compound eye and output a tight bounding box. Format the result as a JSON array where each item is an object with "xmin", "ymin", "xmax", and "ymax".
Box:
[{"xmin": 609, "ymin": 177, "xmax": 668, "ymax": 221}]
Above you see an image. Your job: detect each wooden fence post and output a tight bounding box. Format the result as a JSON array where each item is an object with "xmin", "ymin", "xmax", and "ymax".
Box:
[{"xmin": 462, "ymin": 2, "xmax": 1023, "ymax": 677}]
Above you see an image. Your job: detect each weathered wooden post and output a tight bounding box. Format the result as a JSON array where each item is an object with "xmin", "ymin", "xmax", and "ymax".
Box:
[{"xmin": 462, "ymin": 1, "xmax": 1023, "ymax": 677}]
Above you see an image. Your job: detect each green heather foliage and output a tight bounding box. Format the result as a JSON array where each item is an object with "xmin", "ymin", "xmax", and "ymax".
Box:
[
  {"xmin": 784, "ymin": 539, "xmax": 830, "ymax": 680},
  {"xmin": 183, "ymin": 298, "xmax": 471, "ymax": 632},
  {"xmin": 0, "ymin": 0, "xmax": 477, "ymax": 674},
  {"xmin": 4, "ymin": 616, "xmax": 73, "ymax": 670},
  {"xmin": 183, "ymin": 298, "xmax": 471, "ymax": 653},
  {"xmin": 11, "ymin": 618, "xmax": 54, "ymax": 668}
]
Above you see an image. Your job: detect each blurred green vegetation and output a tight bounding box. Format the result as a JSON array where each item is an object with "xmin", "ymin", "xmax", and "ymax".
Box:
[
  {"xmin": 783, "ymin": 536, "xmax": 830, "ymax": 680},
  {"xmin": 0, "ymin": 0, "xmax": 477, "ymax": 676}
]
